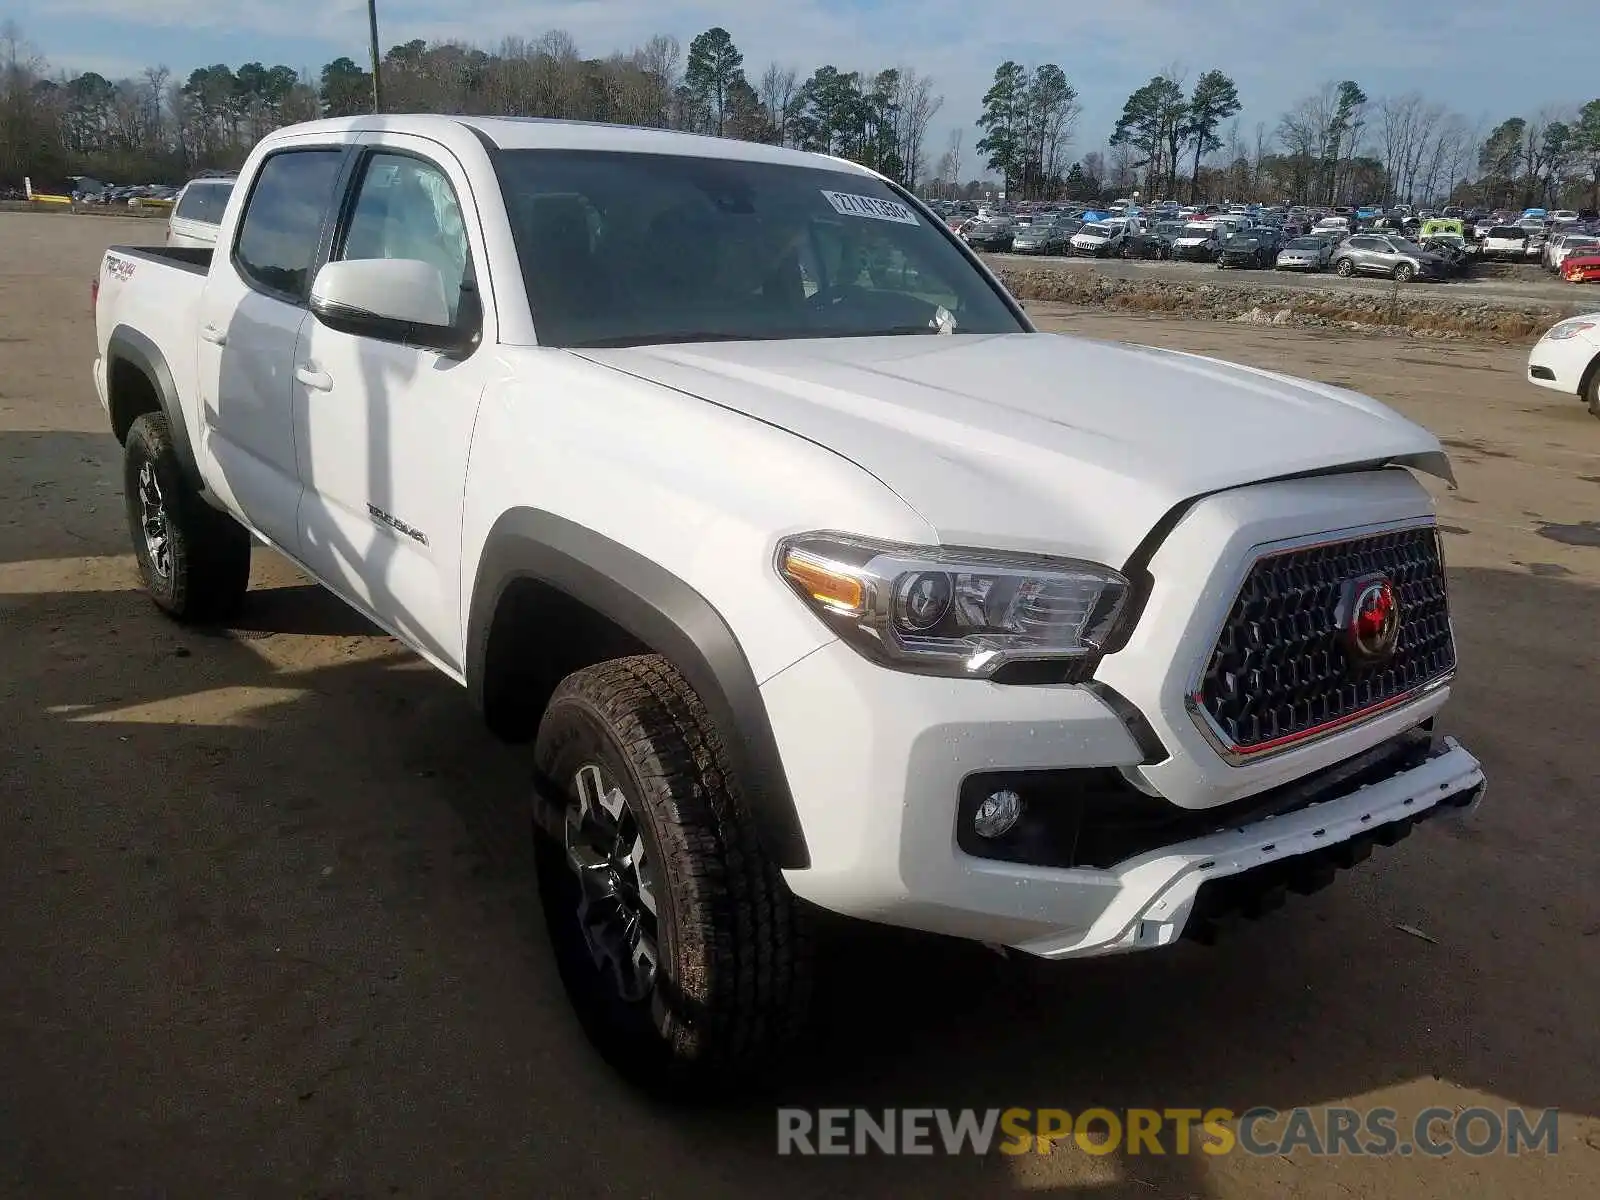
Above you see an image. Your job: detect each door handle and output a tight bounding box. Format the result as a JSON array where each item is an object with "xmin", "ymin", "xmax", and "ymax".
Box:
[
  {"xmin": 295, "ymin": 364, "xmax": 333, "ymax": 392},
  {"xmin": 200, "ymin": 323, "xmax": 227, "ymax": 346}
]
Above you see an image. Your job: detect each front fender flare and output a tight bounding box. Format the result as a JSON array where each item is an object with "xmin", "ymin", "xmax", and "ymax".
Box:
[{"xmin": 466, "ymin": 509, "xmax": 810, "ymax": 870}]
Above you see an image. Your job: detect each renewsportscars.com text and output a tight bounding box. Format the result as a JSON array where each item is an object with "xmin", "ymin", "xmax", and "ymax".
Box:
[{"xmin": 776, "ymin": 1106, "xmax": 1560, "ymax": 1157}]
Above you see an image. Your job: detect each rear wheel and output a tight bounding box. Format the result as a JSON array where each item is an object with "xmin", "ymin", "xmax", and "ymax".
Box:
[
  {"xmin": 122, "ymin": 412, "xmax": 251, "ymax": 622},
  {"xmin": 533, "ymin": 655, "xmax": 812, "ymax": 1094}
]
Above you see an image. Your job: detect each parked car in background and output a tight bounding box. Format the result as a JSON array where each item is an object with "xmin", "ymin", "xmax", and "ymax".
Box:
[
  {"xmin": 166, "ymin": 177, "xmax": 236, "ymax": 248},
  {"xmin": 1070, "ymin": 219, "xmax": 1132, "ymax": 257},
  {"xmin": 1119, "ymin": 221, "xmax": 1167, "ymax": 260},
  {"xmin": 1009, "ymin": 217, "xmax": 1077, "ymax": 255},
  {"xmin": 1527, "ymin": 313, "xmax": 1600, "ymax": 416},
  {"xmin": 1418, "ymin": 233, "xmax": 1472, "ymax": 274},
  {"xmin": 1276, "ymin": 235, "xmax": 1334, "ymax": 271},
  {"xmin": 1563, "ymin": 249, "xmax": 1600, "ymax": 284},
  {"xmin": 1479, "ymin": 226, "xmax": 1530, "ymax": 261},
  {"xmin": 1146, "ymin": 220, "xmax": 1190, "ymax": 259},
  {"xmin": 963, "ymin": 216, "xmax": 1016, "ymax": 252},
  {"xmin": 1217, "ymin": 229, "xmax": 1281, "ymax": 269},
  {"xmin": 1547, "ymin": 232, "xmax": 1599, "ymax": 272},
  {"xmin": 1519, "ymin": 220, "xmax": 1548, "ymax": 260},
  {"xmin": 1171, "ymin": 222, "xmax": 1222, "ymax": 261},
  {"xmin": 1333, "ymin": 234, "xmax": 1448, "ymax": 282}
]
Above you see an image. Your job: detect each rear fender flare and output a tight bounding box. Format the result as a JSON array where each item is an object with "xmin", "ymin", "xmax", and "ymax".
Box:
[{"xmin": 106, "ymin": 325, "xmax": 201, "ymax": 488}]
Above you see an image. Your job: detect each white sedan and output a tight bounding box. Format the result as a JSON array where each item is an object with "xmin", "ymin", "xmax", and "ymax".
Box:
[{"xmin": 1527, "ymin": 313, "xmax": 1600, "ymax": 417}]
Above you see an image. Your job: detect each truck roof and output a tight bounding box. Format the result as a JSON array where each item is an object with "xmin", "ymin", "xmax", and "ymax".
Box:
[{"xmin": 259, "ymin": 114, "xmax": 876, "ymax": 177}]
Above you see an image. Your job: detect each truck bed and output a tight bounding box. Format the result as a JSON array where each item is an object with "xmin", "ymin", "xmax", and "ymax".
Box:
[{"xmin": 105, "ymin": 244, "xmax": 213, "ymax": 274}]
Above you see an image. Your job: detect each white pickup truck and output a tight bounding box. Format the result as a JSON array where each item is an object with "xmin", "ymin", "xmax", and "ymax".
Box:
[{"xmin": 94, "ymin": 115, "xmax": 1485, "ymax": 1092}]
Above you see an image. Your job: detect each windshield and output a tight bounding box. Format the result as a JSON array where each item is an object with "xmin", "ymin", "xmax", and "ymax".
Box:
[
  {"xmin": 1391, "ymin": 239, "xmax": 1425, "ymax": 254},
  {"xmin": 1488, "ymin": 227, "xmax": 1525, "ymax": 239},
  {"xmin": 1180, "ymin": 225, "xmax": 1214, "ymax": 237},
  {"xmin": 491, "ymin": 150, "xmax": 1024, "ymax": 347},
  {"xmin": 1285, "ymin": 238, "xmax": 1320, "ymax": 250},
  {"xmin": 1080, "ymin": 222, "xmax": 1118, "ymax": 236}
]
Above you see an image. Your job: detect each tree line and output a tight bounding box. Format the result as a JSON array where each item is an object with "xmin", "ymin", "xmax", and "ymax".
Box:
[
  {"xmin": 0, "ymin": 21, "xmax": 941, "ymax": 192},
  {"xmin": 3, "ymin": 15, "xmax": 1598, "ymax": 212},
  {"xmin": 965, "ymin": 60, "xmax": 1600, "ymax": 211}
]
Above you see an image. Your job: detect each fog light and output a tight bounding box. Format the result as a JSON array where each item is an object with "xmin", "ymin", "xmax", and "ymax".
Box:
[{"xmin": 972, "ymin": 789, "xmax": 1024, "ymax": 838}]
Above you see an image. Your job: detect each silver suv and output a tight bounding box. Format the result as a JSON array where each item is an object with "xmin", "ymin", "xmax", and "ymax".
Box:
[{"xmin": 1332, "ymin": 234, "xmax": 1447, "ymax": 282}]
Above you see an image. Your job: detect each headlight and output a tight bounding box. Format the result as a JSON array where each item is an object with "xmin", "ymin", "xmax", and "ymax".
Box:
[
  {"xmin": 1543, "ymin": 319, "xmax": 1596, "ymax": 341},
  {"xmin": 775, "ymin": 533, "xmax": 1130, "ymax": 680}
]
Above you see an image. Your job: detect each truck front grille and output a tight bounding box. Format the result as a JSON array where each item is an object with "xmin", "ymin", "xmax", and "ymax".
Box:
[{"xmin": 1194, "ymin": 526, "xmax": 1455, "ymax": 758}]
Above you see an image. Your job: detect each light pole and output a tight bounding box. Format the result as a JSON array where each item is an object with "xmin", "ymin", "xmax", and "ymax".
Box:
[{"xmin": 367, "ymin": 0, "xmax": 383, "ymax": 113}]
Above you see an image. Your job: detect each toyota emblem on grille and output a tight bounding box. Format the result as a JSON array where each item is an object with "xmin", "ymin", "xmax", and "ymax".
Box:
[{"xmin": 1339, "ymin": 574, "xmax": 1401, "ymax": 665}]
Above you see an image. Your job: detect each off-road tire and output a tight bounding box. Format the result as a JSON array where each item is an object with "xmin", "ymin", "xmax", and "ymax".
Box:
[
  {"xmin": 123, "ymin": 412, "xmax": 251, "ymax": 622},
  {"xmin": 532, "ymin": 654, "xmax": 812, "ymax": 1095},
  {"xmin": 1335, "ymin": 257, "xmax": 1355, "ymax": 277}
]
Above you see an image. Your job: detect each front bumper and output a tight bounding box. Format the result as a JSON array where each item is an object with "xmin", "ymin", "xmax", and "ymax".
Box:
[
  {"xmin": 1013, "ymin": 737, "xmax": 1482, "ymax": 958},
  {"xmin": 762, "ymin": 469, "xmax": 1483, "ymax": 957},
  {"xmin": 1527, "ymin": 334, "xmax": 1597, "ymax": 394}
]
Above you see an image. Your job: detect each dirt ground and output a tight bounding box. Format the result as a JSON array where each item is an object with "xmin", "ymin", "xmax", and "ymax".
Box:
[
  {"xmin": 987, "ymin": 251, "xmax": 1592, "ymax": 307},
  {"xmin": 2, "ymin": 212, "xmax": 1598, "ymax": 1199}
]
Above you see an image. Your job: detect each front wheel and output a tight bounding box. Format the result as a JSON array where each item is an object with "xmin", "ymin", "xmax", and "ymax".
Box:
[
  {"xmin": 122, "ymin": 412, "xmax": 251, "ymax": 622},
  {"xmin": 1393, "ymin": 262, "xmax": 1416, "ymax": 283},
  {"xmin": 1585, "ymin": 364, "xmax": 1600, "ymax": 419},
  {"xmin": 533, "ymin": 655, "xmax": 812, "ymax": 1094},
  {"xmin": 1335, "ymin": 258, "xmax": 1355, "ymax": 277}
]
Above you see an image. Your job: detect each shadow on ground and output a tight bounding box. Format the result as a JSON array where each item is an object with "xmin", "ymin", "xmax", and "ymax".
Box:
[{"xmin": 0, "ymin": 556, "xmax": 1595, "ymax": 1197}]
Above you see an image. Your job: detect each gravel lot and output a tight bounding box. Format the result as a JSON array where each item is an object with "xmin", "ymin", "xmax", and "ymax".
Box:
[{"xmin": 3, "ymin": 212, "xmax": 1598, "ymax": 1199}]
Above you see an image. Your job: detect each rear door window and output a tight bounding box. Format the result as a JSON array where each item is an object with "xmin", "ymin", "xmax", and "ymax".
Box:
[{"xmin": 233, "ymin": 150, "xmax": 346, "ymax": 303}]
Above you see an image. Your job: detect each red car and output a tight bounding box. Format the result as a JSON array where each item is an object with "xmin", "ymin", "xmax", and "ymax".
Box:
[{"xmin": 1564, "ymin": 251, "xmax": 1600, "ymax": 283}]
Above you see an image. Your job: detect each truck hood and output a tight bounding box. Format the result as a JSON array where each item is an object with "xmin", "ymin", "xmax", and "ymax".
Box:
[{"xmin": 572, "ymin": 332, "xmax": 1451, "ymax": 565}]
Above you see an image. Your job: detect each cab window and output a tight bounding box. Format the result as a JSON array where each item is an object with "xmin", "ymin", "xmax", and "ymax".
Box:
[{"xmin": 337, "ymin": 153, "xmax": 473, "ymax": 326}]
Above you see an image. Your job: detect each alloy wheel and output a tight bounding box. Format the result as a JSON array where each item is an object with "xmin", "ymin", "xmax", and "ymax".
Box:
[
  {"xmin": 564, "ymin": 762, "xmax": 660, "ymax": 1003},
  {"xmin": 136, "ymin": 461, "xmax": 172, "ymax": 579}
]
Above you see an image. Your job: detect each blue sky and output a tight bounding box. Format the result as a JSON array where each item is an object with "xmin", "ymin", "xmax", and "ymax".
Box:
[{"xmin": 12, "ymin": 0, "xmax": 1598, "ymax": 174}]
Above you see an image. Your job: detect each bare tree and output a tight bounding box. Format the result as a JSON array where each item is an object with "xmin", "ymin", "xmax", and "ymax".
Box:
[
  {"xmin": 896, "ymin": 67, "xmax": 943, "ymax": 190},
  {"xmin": 758, "ymin": 62, "xmax": 797, "ymax": 145},
  {"xmin": 1377, "ymin": 93, "xmax": 1420, "ymax": 203},
  {"xmin": 1107, "ymin": 140, "xmax": 1136, "ymax": 191}
]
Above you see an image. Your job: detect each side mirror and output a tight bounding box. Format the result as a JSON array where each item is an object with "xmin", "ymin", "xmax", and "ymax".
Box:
[{"xmin": 310, "ymin": 258, "xmax": 477, "ymax": 356}]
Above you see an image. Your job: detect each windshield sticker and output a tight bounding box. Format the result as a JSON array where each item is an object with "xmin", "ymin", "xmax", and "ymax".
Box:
[{"xmin": 821, "ymin": 191, "xmax": 920, "ymax": 225}]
